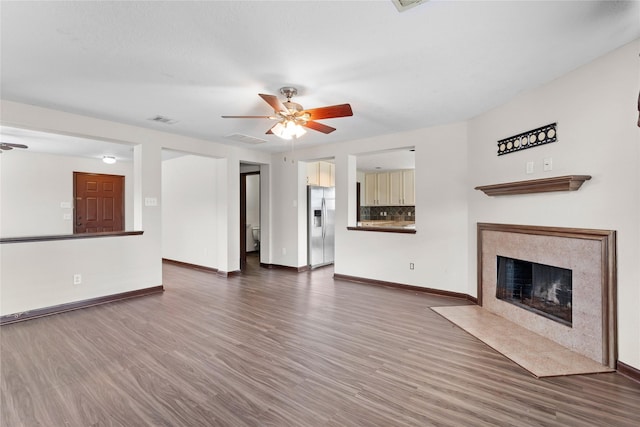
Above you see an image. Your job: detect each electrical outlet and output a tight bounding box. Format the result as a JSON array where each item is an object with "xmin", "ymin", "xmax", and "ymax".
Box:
[
  {"xmin": 73, "ymin": 274, "xmax": 82, "ymax": 285},
  {"xmin": 144, "ymin": 197, "xmax": 158, "ymax": 206},
  {"xmin": 409, "ymin": 263, "xmax": 415, "ymax": 270}
]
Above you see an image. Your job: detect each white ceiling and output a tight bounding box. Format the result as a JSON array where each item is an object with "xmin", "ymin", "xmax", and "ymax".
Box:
[
  {"xmin": 0, "ymin": 125, "xmax": 135, "ymax": 161},
  {"xmin": 357, "ymin": 148, "xmax": 415, "ymax": 172},
  {"xmin": 1, "ymin": 1, "xmax": 638, "ymax": 155}
]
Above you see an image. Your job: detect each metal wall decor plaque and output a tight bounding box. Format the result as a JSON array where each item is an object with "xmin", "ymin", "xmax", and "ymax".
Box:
[{"xmin": 497, "ymin": 123, "xmax": 557, "ymax": 156}]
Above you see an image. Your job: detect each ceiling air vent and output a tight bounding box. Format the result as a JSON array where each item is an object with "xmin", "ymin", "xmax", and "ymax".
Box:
[
  {"xmin": 148, "ymin": 115, "xmax": 178, "ymax": 125},
  {"xmin": 391, "ymin": 0, "xmax": 428, "ymax": 13},
  {"xmin": 225, "ymin": 134, "xmax": 267, "ymax": 145}
]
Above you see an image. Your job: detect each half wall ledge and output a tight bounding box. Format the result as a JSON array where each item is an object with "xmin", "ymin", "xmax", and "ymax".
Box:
[
  {"xmin": 475, "ymin": 175, "xmax": 591, "ymax": 196},
  {"xmin": 0, "ymin": 230, "xmax": 143, "ymax": 244}
]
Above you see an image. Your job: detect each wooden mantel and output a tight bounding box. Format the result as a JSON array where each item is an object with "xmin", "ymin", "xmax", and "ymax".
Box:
[{"xmin": 475, "ymin": 175, "xmax": 591, "ymax": 196}]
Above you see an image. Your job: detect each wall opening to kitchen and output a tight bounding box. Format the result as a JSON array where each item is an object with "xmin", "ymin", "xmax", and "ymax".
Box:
[{"xmin": 355, "ymin": 147, "xmax": 415, "ymax": 229}]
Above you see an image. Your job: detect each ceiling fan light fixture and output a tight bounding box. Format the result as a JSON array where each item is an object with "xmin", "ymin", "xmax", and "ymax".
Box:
[
  {"xmin": 270, "ymin": 122, "xmax": 288, "ymax": 139},
  {"xmin": 286, "ymin": 120, "xmax": 306, "ymax": 138},
  {"xmin": 222, "ymin": 87, "xmax": 352, "ymax": 139},
  {"xmin": 272, "ymin": 120, "xmax": 306, "ymax": 140}
]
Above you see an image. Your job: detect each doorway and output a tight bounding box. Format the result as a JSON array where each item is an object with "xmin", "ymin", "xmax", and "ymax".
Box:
[
  {"xmin": 74, "ymin": 172, "xmax": 124, "ymax": 233},
  {"xmin": 240, "ymin": 171, "xmax": 260, "ymax": 270}
]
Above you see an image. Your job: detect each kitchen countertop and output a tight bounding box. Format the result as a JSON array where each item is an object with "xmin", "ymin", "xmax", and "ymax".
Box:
[
  {"xmin": 348, "ymin": 221, "xmax": 416, "ymax": 233},
  {"xmin": 358, "ymin": 220, "xmax": 415, "ymax": 228}
]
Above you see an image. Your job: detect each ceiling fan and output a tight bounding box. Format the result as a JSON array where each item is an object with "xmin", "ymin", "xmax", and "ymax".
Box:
[
  {"xmin": 0, "ymin": 142, "xmax": 28, "ymax": 153},
  {"xmin": 222, "ymin": 87, "xmax": 353, "ymax": 140}
]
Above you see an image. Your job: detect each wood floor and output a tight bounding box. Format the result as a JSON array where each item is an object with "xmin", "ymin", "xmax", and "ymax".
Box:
[{"xmin": 2, "ymin": 254, "xmax": 639, "ymax": 426}]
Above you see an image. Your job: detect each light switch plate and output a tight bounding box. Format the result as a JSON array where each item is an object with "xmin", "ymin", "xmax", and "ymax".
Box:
[
  {"xmin": 543, "ymin": 158, "xmax": 553, "ymax": 171},
  {"xmin": 526, "ymin": 161, "xmax": 534, "ymax": 174}
]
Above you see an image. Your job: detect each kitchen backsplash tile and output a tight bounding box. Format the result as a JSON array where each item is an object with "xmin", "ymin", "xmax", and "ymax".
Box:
[{"xmin": 361, "ymin": 206, "xmax": 415, "ymax": 221}]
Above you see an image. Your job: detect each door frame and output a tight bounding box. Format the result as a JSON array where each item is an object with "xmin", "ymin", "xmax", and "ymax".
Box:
[{"xmin": 240, "ymin": 171, "xmax": 260, "ymax": 270}]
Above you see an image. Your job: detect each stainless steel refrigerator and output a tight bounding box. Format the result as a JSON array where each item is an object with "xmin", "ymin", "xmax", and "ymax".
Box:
[{"xmin": 308, "ymin": 186, "xmax": 335, "ymax": 268}]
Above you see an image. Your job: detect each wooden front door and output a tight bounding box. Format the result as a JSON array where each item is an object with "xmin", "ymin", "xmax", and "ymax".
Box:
[{"xmin": 74, "ymin": 172, "xmax": 124, "ymax": 233}]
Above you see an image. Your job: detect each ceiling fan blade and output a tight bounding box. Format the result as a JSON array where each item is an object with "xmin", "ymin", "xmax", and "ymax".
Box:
[
  {"xmin": 265, "ymin": 123, "xmax": 278, "ymax": 135},
  {"xmin": 304, "ymin": 104, "xmax": 353, "ymax": 120},
  {"xmin": 221, "ymin": 115, "xmax": 273, "ymax": 118},
  {"xmin": 0, "ymin": 142, "xmax": 28, "ymax": 149},
  {"xmin": 302, "ymin": 121, "xmax": 336, "ymax": 134},
  {"xmin": 259, "ymin": 93, "xmax": 288, "ymax": 113}
]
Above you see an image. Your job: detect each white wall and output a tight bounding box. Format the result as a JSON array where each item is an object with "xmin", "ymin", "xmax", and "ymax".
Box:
[
  {"xmin": 270, "ymin": 121, "xmax": 469, "ymax": 291},
  {"xmin": 268, "ymin": 153, "xmax": 306, "ymax": 266},
  {"xmin": 0, "ymin": 100, "xmax": 271, "ymax": 315},
  {"xmin": 338, "ymin": 123, "xmax": 469, "ymax": 291},
  {"xmin": 0, "ymin": 150, "xmax": 134, "ymax": 237},
  {"xmin": 467, "ymin": 39, "xmax": 640, "ymax": 369},
  {"xmin": 162, "ymin": 155, "xmax": 220, "ymax": 269}
]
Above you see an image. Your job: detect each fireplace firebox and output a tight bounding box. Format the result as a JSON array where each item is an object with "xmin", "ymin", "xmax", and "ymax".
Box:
[{"xmin": 496, "ymin": 256, "xmax": 572, "ymax": 326}]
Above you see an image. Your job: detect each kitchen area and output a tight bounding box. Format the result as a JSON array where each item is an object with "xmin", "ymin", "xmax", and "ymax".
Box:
[
  {"xmin": 355, "ymin": 148, "xmax": 416, "ymax": 231},
  {"xmin": 306, "ymin": 149, "xmax": 415, "ymax": 269}
]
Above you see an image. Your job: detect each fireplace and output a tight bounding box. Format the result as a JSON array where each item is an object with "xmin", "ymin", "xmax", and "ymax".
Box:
[
  {"xmin": 477, "ymin": 223, "xmax": 616, "ymax": 367},
  {"xmin": 496, "ymin": 256, "xmax": 572, "ymax": 326}
]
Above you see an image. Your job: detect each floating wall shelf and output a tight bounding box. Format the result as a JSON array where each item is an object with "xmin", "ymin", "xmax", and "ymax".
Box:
[{"xmin": 475, "ymin": 175, "xmax": 591, "ymax": 196}]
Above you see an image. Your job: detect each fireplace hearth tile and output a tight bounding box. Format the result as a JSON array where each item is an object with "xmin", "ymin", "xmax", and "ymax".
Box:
[
  {"xmin": 477, "ymin": 224, "xmax": 617, "ymax": 368},
  {"xmin": 432, "ymin": 305, "xmax": 614, "ymax": 378}
]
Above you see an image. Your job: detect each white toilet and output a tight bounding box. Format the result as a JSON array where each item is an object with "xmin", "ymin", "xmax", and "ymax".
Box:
[{"xmin": 251, "ymin": 226, "xmax": 260, "ymax": 250}]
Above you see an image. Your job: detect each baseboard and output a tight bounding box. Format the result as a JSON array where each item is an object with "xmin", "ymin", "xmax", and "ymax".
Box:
[
  {"xmin": 217, "ymin": 270, "xmax": 242, "ymax": 277},
  {"xmin": 0, "ymin": 285, "xmax": 164, "ymax": 325},
  {"xmin": 260, "ymin": 263, "xmax": 310, "ymax": 272},
  {"xmin": 617, "ymin": 360, "xmax": 640, "ymax": 384},
  {"xmin": 162, "ymin": 258, "xmax": 243, "ymax": 277},
  {"xmin": 162, "ymin": 258, "xmax": 218, "ymax": 273},
  {"xmin": 333, "ymin": 273, "xmax": 476, "ymax": 303}
]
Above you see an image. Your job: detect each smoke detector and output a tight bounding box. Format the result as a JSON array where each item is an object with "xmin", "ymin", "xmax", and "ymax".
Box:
[{"xmin": 391, "ymin": 0, "xmax": 428, "ymax": 13}]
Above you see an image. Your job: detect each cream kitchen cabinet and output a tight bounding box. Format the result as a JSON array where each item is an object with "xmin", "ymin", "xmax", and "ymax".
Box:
[
  {"xmin": 366, "ymin": 169, "xmax": 414, "ymax": 206},
  {"xmin": 389, "ymin": 169, "xmax": 415, "ymax": 206},
  {"xmin": 402, "ymin": 169, "xmax": 415, "ymax": 205},
  {"xmin": 307, "ymin": 161, "xmax": 335, "ymax": 187},
  {"xmin": 364, "ymin": 172, "xmax": 390, "ymax": 206}
]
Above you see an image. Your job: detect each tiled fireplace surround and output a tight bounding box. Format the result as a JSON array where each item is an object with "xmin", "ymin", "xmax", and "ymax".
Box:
[{"xmin": 477, "ymin": 223, "xmax": 617, "ymax": 368}]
